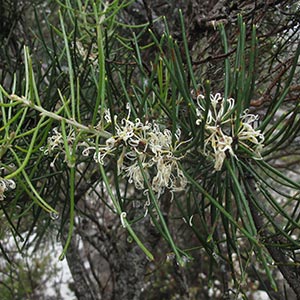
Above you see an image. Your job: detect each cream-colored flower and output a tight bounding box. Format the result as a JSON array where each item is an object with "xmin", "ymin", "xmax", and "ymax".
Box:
[
  {"xmin": 80, "ymin": 104, "xmax": 188, "ymax": 197},
  {"xmin": 152, "ymin": 157, "xmax": 173, "ymax": 192},
  {"xmin": 148, "ymin": 126, "xmax": 172, "ymax": 156},
  {"xmin": 75, "ymin": 41, "xmax": 98, "ymax": 65},
  {"xmin": 42, "ymin": 127, "xmax": 63, "ymax": 155},
  {"xmin": 196, "ymin": 93, "xmax": 234, "ymax": 125},
  {"xmin": 238, "ymin": 110, "xmax": 264, "ymax": 155},
  {"xmin": 123, "ymin": 161, "xmax": 149, "ymax": 190},
  {"xmin": 0, "ymin": 178, "xmax": 16, "ymax": 200},
  {"xmin": 43, "ymin": 127, "xmax": 77, "ymax": 154},
  {"xmin": 104, "ymin": 109, "xmax": 112, "ymax": 123},
  {"xmin": 196, "ymin": 93, "xmax": 264, "ymax": 170},
  {"xmin": 42, "ymin": 126, "xmax": 78, "ymax": 167}
]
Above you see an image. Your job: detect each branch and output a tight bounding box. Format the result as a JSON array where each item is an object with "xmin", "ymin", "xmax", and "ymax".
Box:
[
  {"xmin": 9, "ymin": 94, "xmax": 111, "ymax": 138},
  {"xmin": 246, "ymin": 177, "xmax": 300, "ymax": 299}
]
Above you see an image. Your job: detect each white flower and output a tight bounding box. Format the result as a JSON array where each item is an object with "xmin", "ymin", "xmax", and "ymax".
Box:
[
  {"xmin": 202, "ymin": 124, "xmax": 235, "ymax": 170},
  {"xmin": 239, "ymin": 123, "xmax": 263, "ymax": 144},
  {"xmin": 196, "ymin": 93, "xmax": 264, "ymax": 170},
  {"xmin": 148, "ymin": 127, "xmax": 172, "ymax": 156},
  {"xmin": 124, "ymin": 161, "xmax": 149, "ymax": 190},
  {"xmin": 75, "ymin": 41, "xmax": 98, "ymax": 65},
  {"xmin": 0, "ymin": 178, "xmax": 16, "ymax": 200},
  {"xmin": 43, "ymin": 127, "xmax": 63, "ymax": 155},
  {"xmin": 43, "ymin": 126, "xmax": 76, "ymax": 154},
  {"xmin": 238, "ymin": 110, "xmax": 264, "ymax": 155},
  {"xmin": 104, "ymin": 109, "xmax": 112, "ymax": 123},
  {"xmin": 152, "ymin": 157, "xmax": 173, "ymax": 192},
  {"xmin": 120, "ymin": 212, "xmax": 127, "ymax": 228},
  {"xmin": 196, "ymin": 93, "xmax": 234, "ymax": 125},
  {"xmin": 82, "ymin": 104, "xmax": 189, "ymax": 197},
  {"xmin": 116, "ymin": 118, "xmax": 135, "ymax": 142}
]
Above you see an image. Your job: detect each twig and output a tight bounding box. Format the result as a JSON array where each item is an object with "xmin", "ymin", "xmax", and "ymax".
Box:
[{"xmin": 9, "ymin": 94, "xmax": 111, "ymax": 139}]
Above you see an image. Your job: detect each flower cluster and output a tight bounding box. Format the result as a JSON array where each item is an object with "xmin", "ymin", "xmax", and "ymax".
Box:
[
  {"xmin": 83, "ymin": 108, "xmax": 187, "ymax": 196},
  {"xmin": 42, "ymin": 127, "xmax": 67, "ymax": 155},
  {"xmin": 41, "ymin": 127, "xmax": 77, "ymax": 167},
  {"xmin": 0, "ymin": 178, "xmax": 16, "ymax": 201},
  {"xmin": 74, "ymin": 41, "xmax": 98, "ymax": 66},
  {"xmin": 196, "ymin": 93, "xmax": 264, "ymax": 170}
]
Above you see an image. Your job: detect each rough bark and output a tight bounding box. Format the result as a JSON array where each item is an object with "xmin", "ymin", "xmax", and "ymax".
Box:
[{"xmin": 62, "ymin": 230, "xmax": 99, "ymax": 300}]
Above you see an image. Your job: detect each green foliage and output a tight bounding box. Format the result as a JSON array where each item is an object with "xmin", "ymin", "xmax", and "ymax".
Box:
[{"xmin": 1, "ymin": 0, "xmax": 300, "ymax": 298}]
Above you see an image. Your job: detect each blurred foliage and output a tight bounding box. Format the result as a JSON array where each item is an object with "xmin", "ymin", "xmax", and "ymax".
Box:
[{"xmin": 0, "ymin": 213, "xmax": 64, "ymax": 300}]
